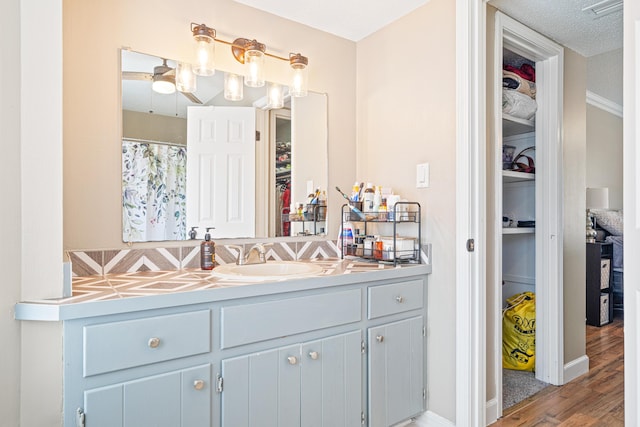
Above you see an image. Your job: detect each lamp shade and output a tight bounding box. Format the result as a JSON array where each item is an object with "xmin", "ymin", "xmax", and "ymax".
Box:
[{"xmin": 586, "ymin": 187, "xmax": 609, "ymax": 209}]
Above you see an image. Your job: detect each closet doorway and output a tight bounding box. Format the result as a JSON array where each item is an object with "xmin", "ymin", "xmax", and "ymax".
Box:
[
  {"xmin": 489, "ymin": 11, "xmax": 564, "ymax": 419},
  {"xmin": 269, "ymin": 109, "xmax": 292, "ymax": 237}
]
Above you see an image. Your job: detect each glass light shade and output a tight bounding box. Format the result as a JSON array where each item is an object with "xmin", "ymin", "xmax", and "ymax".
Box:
[
  {"xmin": 224, "ymin": 73, "xmax": 244, "ymax": 101},
  {"xmin": 291, "ymin": 64, "xmax": 308, "ymax": 97},
  {"xmin": 267, "ymin": 83, "xmax": 284, "ymax": 109},
  {"xmin": 194, "ymin": 36, "xmax": 215, "ymax": 76},
  {"xmin": 152, "ymin": 76, "xmax": 176, "ymax": 94},
  {"xmin": 244, "ymin": 49, "xmax": 265, "ymax": 87},
  {"xmin": 175, "ymin": 62, "xmax": 197, "ymax": 93}
]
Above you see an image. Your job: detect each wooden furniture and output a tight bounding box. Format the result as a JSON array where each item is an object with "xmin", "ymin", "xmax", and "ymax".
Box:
[{"xmin": 586, "ymin": 241, "xmax": 613, "ymax": 326}]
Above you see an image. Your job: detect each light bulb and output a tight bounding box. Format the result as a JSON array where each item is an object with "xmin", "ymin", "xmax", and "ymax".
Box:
[{"xmin": 224, "ymin": 73, "xmax": 243, "ymax": 101}]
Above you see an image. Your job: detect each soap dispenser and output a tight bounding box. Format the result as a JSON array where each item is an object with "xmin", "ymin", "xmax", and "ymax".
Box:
[
  {"xmin": 200, "ymin": 227, "xmax": 216, "ymax": 270},
  {"xmin": 189, "ymin": 226, "xmax": 198, "ymax": 240}
]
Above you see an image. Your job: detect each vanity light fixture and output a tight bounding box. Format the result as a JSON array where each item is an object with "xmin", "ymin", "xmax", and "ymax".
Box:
[
  {"xmin": 231, "ymin": 38, "xmax": 266, "ymax": 87},
  {"xmin": 175, "ymin": 62, "xmax": 197, "ymax": 93},
  {"xmin": 189, "ymin": 23, "xmax": 310, "ymax": 96},
  {"xmin": 224, "ymin": 72, "xmax": 244, "ymax": 101},
  {"xmin": 152, "ymin": 59, "xmax": 176, "ymax": 94},
  {"xmin": 289, "ymin": 53, "xmax": 308, "ymax": 97},
  {"xmin": 191, "ymin": 23, "xmax": 216, "ymax": 76}
]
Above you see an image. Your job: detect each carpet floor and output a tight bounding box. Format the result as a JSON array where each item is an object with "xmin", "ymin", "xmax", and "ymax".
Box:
[{"xmin": 502, "ymin": 368, "xmax": 549, "ymax": 410}]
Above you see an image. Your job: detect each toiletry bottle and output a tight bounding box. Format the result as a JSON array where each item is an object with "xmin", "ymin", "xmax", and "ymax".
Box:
[
  {"xmin": 200, "ymin": 227, "xmax": 216, "ymax": 270},
  {"xmin": 351, "ymin": 183, "xmax": 360, "ymax": 201},
  {"xmin": 363, "ymin": 183, "xmax": 375, "ymax": 212},
  {"xmin": 189, "ymin": 226, "xmax": 198, "ymax": 240},
  {"xmin": 373, "ymin": 186, "xmax": 382, "ymax": 213}
]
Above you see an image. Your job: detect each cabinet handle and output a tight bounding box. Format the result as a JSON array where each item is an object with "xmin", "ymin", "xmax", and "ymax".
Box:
[
  {"xmin": 148, "ymin": 337, "xmax": 161, "ymax": 348},
  {"xmin": 193, "ymin": 379, "xmax": 205, "ymax": 390},
  {"xmin": 308, "ymin": 351, "xmax": 319, "ymax": 360},
  {"xmin": 287, "ymin": 356, "xmax": 298, "ymax": 365},
  {"xmin": 376, "ymin": 335, "xmax": 384, "ymax": 343},
  {"xmin": 395, "ymin": 296, "xmax": 404, "ymax": 303}
]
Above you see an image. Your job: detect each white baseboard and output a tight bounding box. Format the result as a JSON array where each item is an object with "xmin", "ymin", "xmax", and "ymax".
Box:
[
  {"xmin": 485, "ymin": 397, "xmax": 499, "ymax": 426},
  {"xmin": 563, "ymin": 354, "xmax": 589, "ymax": 384},
  {"xmin": 393, "ymin": 411, "xmax": 455, "ymax": 427}
]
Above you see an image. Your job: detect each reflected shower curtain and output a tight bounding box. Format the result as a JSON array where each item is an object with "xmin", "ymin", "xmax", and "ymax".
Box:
[{"xmin": 122, "ymin": 140, "xmax": 187, "ymax": 242}]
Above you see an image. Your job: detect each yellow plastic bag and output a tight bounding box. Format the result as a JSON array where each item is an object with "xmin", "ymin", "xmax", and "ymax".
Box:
[{"xmin": 502, "ymin": 292, "xmax": 536, "ymax": 371}]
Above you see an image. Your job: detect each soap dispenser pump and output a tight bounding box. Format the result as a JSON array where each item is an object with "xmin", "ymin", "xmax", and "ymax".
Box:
[
  {"xmin": 189, "ymin": 226, "xmax": 198, "ymax": 240},
  {"xmin": 200, "ymin": 227, "xmax": 216, "ymax": 270}
]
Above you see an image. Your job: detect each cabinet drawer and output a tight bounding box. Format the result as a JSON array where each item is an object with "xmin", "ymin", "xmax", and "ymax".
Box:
[
  {"xmin": 368, "ymin": 279, "xmax": 424, "ymax": 319},
  {"xmin": 84, "ymin": 310, "xmax": 211, "ymax": 377},
  {"xmin": 221, "ymin": 289, "xmax": 361, "ymax": 349}
]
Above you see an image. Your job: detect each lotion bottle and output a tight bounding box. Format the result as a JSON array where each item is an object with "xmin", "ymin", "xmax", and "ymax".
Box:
[
  {"xmin": 363, "ymin": 183, "xmax": 375, "ymax": 212},
  {"xmin": 200, "ymin": 227, "xmax": 216, "ymax": 270}
]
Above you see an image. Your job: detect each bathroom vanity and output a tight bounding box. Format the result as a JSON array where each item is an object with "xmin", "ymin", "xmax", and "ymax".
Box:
[{"xmin": 16, "ymin": 258, "xmax": 430, "ymax": 427}]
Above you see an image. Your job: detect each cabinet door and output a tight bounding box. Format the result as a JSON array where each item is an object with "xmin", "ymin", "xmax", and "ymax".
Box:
[
  {"xmin": 301, "ymin": 330, "xmax": 362, "ymax": 427},
  {"xmin": 368, "ymin": 316, "xmax": 424, "ymax": 427},
  {"xmin": 84, "ymin": 364, "xmax": 211, "ymax": 427},
  {"xmin": 221, "ymin": 344, "xmax": 300, "ymax": 427}
]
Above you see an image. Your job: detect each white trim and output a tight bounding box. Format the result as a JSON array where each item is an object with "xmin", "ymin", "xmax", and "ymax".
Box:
[
  {"xmin": 485, "ymin": 398, "xmax": 499, "ymax": 426},
  {"xmin": 456, "ymin": 0, "xmax": 486, "ymax": 426},
  {"xmin": 489, "ymin": 10, "xmax": 565, "ymax": 426},
  {"xmin": 563, "ymin": 355, "xmax": 590, "ymax": 384},
  {"xmin": 407, "ymin": 411, "xmax": 455, "ymax": 427},
  {"xmin": 586, "ymin": 90, "xmax": 623, "ymax": 118}
]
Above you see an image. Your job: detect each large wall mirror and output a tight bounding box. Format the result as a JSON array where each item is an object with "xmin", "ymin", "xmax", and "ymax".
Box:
[{"xmin": 121, "ymin": 50, "xmax": 328, "ymax": 242}]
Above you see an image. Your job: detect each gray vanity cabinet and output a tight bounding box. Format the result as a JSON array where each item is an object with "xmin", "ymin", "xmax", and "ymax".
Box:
[
  {"xmin": 220, "ymin": 330, "xmax": 362, "ymax": 427},
  {"xmin": 368, "ymin": 317, "xmax": 425, "ymax": 427},
  {"xmin": 83, "ymin": 364, "xmax": 211, "ymax": 427},
  {"xmin": 367, "ymin": 279, "xmax": 426, "ymax": 426}
]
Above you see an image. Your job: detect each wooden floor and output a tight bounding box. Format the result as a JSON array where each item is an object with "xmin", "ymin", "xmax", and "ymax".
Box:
[{"xmin": 491, "ymin": 314, "xmax": 624, "ymax": 426}]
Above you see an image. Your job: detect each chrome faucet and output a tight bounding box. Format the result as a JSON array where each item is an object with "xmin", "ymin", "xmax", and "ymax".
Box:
[{"xmin": 229, "ymin": 243, "xmax": 272, "ymax": 265}]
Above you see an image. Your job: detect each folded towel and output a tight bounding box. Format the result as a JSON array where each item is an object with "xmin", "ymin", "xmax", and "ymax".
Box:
[{"xmin": 503, "ymin": 70, "xmax": 536, "ymax": 99}]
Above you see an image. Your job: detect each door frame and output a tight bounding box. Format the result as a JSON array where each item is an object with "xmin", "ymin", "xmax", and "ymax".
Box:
[
  {"xmin": 456, "ymin": 2, "xmax": 565, "ymax": 425},
  {"xmin": 489, "ymin": 11, "xmax": 565, "ymax": 422}
]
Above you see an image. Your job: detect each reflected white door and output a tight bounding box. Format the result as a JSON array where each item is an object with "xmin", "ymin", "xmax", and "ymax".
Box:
[{"xmin": 187, "ymin": 106, "xmax": 256, "ymax": 238}]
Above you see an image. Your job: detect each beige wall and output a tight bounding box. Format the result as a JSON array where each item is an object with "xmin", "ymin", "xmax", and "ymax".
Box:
[
  {"xmin": 63, "ymin": 0, "xmax": 356, "ymax": 250},
  {"xmin": 123, "ymin": 110, "xmax": 188, "ymax": 145},
  {"xmin": 586, "ymin": 105, "xmax": 623, "ymax": 210},
  {"xmin": 562, "ymin": 48, "xmax": 587, "ymax": 367},
  {"xmin": 1, "ymin": 0, "xmax": 22, "ymax": 425},
  {"xmin": 356, "ymin": 0, "xmax": 457, "ymax": 420}
]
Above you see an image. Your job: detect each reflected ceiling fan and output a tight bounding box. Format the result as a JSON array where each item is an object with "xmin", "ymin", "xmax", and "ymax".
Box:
[{"xmin": 122, "ymin": 58, "xmax": 203, "ymax": 104}]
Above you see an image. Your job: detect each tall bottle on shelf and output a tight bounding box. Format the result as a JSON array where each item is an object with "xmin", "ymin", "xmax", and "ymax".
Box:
[
  {"xmin": 363, "ymin": 183, "xmax": 375, "ymax": 212},
  {"xmin": 200, "ymin": 227, "xmax": 216, "ymax": 270}
]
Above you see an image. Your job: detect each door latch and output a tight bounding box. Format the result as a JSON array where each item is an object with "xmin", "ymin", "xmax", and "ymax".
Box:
[{"xmin": 466, "ymin": 239, "xmax": 475, "ymax": 252}]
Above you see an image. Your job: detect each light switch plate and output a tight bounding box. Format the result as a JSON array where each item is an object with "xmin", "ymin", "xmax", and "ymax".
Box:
[{"xmin": 416, "ymin": 163, "xmax": 430, "ymax": 188}]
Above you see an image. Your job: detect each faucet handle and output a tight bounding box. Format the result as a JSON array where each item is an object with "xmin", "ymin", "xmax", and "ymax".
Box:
[{"xmin": 227, "ymin": 244, "xmax": 245, "ymax": 264}]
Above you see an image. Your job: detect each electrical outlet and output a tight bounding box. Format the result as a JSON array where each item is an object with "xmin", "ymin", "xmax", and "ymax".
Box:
[{"xmin": 416, "ymin": 163, "xmax": 430, "ymax": 188}]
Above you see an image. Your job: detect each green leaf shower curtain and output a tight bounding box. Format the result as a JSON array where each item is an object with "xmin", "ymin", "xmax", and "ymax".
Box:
[{"xmin": 122, "ymin": 140, "xmax": 187, "ymax": 242}]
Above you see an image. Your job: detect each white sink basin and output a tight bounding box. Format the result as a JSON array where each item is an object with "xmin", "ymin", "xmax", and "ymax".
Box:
[{"xmin": 210, "ymin": 261, "xmax": 324, "ymax": 281}]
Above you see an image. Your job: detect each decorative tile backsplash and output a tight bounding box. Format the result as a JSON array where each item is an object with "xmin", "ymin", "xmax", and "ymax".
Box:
[{"xmin": 68, "ymin": 240, "xmax": 340, "ymax": 277}]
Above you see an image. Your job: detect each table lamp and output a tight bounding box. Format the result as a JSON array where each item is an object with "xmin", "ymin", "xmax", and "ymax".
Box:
[{"xmin": 586, "ymin": 187, "xmax": 609, "ymax": 243}]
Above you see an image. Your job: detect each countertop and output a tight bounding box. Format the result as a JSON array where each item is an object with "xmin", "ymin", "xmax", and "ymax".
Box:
[{"xmin": 15, "ymin": 258, "xmax": 431, "ymax": 322}]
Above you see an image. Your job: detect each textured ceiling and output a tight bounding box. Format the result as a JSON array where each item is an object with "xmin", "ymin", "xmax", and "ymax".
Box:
[
  {"xmin": 489, "ymin": 0, "xmax": 622, "ymax": 57},
  {"xmin": 233, "ymin": 0, "xmax": 622, "ymax": 57},
  {"xmin": 232, "ymin": 0, "xmax": 429, "ymax": 41}
]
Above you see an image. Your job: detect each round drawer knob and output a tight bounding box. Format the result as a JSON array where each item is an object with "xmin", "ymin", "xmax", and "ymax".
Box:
[
  {"xmin": 376, "ymin": 335, "xmax": 384, "ymax": 343},
  {"xmin": 193, "ymin": 380, "xmax": 205, "ymax": 390},
  {"xmin": 287, "ymin": 356, "xmax": 298, "ymax": 365},
  {"xmin": 148, "ymin": 337, "xmax": 161, "ymax": 348},
  {"xmin": 308, "ymin": 351, "xmax": 319, "ymax": 360},
  {"xmin": 395, "ymin": 296, "xmax": 404, "ymax": 303}
]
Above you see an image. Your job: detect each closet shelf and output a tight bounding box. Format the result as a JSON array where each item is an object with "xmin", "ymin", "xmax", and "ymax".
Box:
[
  {"xmin": 503, "ymin": 114, "xmax": 535, "ymax": 137},
  {"xmin": 502, "ymin": 227, "xmax": 535, "ymax": 235},
  {"xmin": 502, "ymin": 170, "xmax": 535, "ymax": 183}
]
